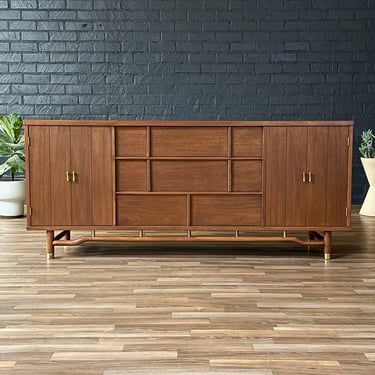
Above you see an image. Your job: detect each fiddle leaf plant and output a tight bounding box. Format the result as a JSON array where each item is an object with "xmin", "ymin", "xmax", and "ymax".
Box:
[{"xmin": 0, "ymin": 113, "xmax": 25, "ymax": 180}]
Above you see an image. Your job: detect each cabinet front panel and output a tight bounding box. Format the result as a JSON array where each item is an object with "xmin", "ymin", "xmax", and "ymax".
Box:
[
  {"xmin": 71, "ymin": 127, "xmax": 93, "ymax": 225},
  {"xmin": 232, "ymin": 127, "xmax": 262, "ymax": 157},
  {"xmin": 151, "ymin": 127, "xmax": 227, "ymax": 157},
  {"xmin": 306, "ymin": 127, "xmax": 328, "ymax": 226},
  {"xmin": 191, "ymin": 195, "xmax": 262, "ymax": 226},
  {"xmin": 50, "ymin": 126, "xmax": 72, "ymax": 226},
  {"xmin": 117, "ymin": 195, "xmax": 187, "ymax": 226},
  {"xmin": 326, "ymin": 127, "xmax": 349, "ymax": 226},
  {"xmin": 151, "ymin": 161, "xmax": 227, "ymax": 192},
  {"xmin": 28, "ymin": 126, "xmax": 51, "ymax": 226},
  {"xmin": 232, "ymin": 161, "xmax": 262, "ymax": 192},
  {"xmin": 116, "ymin": 160, "xmax": 147, "ymax": 192},
  {"xmin": 116, "ymin": 127, "xmax": 147, "ymax": 156},
  {"xmin": 285, "ymin": 127, "xmax": 308, "ymax": 227}
]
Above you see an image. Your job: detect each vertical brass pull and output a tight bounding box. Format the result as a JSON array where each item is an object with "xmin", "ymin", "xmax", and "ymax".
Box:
[
  {"xmin": 66, "ymin": 171, "xmax": 71, "ymax": 182},
  {"xmin": 72, "ymin": 171, "xmax": 76, "ymax": 182},
  {"xmin": 302, "ymin": 171, "xmax": 306, "ymax": 182},
  {"xmin": 308, "ymin": 171, "xmax": 312, "ymax": 183}
]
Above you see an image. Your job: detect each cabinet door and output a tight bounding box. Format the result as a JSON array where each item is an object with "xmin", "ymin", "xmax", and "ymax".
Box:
[
  {"xmin": 69, "ymin": 127, "xmax": 113, "ymax": 226},
  {"xmin": 28, "ymin": 126, "xmax": 113, "ymax": 227},
  {"xmin": 265, "ymin": 126, "xmax": 349, "ymax": 228},
  {"xmin": 70, "ymin": 127, "xmax": 113, "ymax": 225},
  {"xmin": 265, "ymin": 127, "xmax": 310, "ymax": 227}
]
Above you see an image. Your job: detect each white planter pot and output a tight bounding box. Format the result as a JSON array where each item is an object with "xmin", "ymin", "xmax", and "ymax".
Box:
[
  {"xmin": 360, "ymin": 158, "xmax": 375, "ymax": 216},
  {"xmin": 0, "ymin": 180, "xmax": 26, "ymax": 217}
]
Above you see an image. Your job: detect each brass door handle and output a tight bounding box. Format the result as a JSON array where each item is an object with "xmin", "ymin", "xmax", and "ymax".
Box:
[
  {"xmin": 72, "ymin": 171, "xmax": 76, "ymax": 182},
  {"xmin": 308, "ymin": 171, "xmax": 312, "ymax": 183},
  {"xmin": 66, "ymin": 171, "xmax": 71, "ymax": 182},
  {"xmin": 302, "ymin": 171, "xmax": 306, "ymax": 183}
]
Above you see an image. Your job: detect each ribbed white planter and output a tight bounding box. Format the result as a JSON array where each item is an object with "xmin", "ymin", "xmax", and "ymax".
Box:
[
  {"xmin": 360, "ymin": 158, "xmax": 375, "ymax": 216},
  {"xmin": 0, "ymin": 180, "xmax": 26, "ymax": 217}
]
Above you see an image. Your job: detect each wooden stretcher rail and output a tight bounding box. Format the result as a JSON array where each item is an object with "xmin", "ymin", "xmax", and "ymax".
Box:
[{"xmin": 47, "ymin": 230, "xmax": 331, "ymax": 261}]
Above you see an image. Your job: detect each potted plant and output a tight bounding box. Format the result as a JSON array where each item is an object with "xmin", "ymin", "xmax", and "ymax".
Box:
[
  {"xmin": 0, "ymin": 113, "xmax": 26, "ymax": 217},
  {"xmin": 359, "ymin": 129, "xmax": 375, "ymax": 216}
]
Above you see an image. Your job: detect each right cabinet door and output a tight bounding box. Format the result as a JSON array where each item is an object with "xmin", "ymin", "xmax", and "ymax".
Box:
[{"xmin": 265, "ymin": 126, "xmax": 350, "ymax": 228}]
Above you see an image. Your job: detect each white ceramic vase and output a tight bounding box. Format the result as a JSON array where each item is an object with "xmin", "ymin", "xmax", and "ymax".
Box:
[
  {"xmin": 0, "ymin": 180, "xmax": 26, "ymax": 217},
  {"xmin": 359, "ymin": 158, "xmax": 375, "ymax": 216}
]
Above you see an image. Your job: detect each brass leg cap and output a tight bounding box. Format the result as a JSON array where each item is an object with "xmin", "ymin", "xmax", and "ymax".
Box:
[
  {"xmin": 324, "ymin": 253, "xmax": 331, "ymax": 261},
  {"xmin": 47, "ymin": 253, "xmax": 54, "ymax": 260}
]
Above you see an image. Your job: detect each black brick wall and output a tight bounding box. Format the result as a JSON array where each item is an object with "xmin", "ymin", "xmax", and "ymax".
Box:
[{"xmin": 0, "ymin": 0, "xmax": 374, "ymax": 203}]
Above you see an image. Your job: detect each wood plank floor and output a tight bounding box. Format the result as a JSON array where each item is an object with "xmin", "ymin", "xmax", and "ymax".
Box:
[{"xmin": 0, "ymin": 208, "xmax": 374, "ymax": 374}]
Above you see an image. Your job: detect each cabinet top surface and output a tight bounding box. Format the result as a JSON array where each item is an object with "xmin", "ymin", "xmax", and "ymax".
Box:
[{"xmin": 24, "ymin": 119, "xmax": 354, "ymax": 127}]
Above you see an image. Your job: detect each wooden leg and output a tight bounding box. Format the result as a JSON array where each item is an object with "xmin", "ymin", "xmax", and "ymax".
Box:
[
  {"xmin": 46, "ymin": 230, "xmax": 54, "ymax": 260},
  {"xmin": 324, "ymin": 231, "xmax": 332, "ymax": 260},
  {"xmin": 65, "ymin": 230, "xmax": 70, "ymax": 240},
  {"xmin": 307, "ymin": 231, "xmax": 314, "ymax": 253}
]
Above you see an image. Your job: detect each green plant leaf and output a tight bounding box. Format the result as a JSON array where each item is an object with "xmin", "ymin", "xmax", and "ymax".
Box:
[
  {"xmin": 359, "ymin": 129, "xmax": 375, "ymax": 158},
  {"xmin": 0, "ymin": 113, "xmax": 25, "ymax": 178}
]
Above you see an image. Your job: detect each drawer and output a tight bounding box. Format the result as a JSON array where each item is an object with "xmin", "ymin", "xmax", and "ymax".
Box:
[
  {"xmin": 116, "ymin": 161, "xmax": 147, "ymax": 191},
  {"xmin": 116, "ymin": 127, "xmax": 147, "ymax": 156},
  {"xmin": 151, "ymin": 127, "xmax": 228, "ymax": 157},
  {"xmin": 232, "ymin": 160, "xmax": 262, "ymax": 192},
  {"xmin": 191, "ymin": 194, "xmax": 262, "ymax": 226},
  {"xmin": 151, "ymin": 160, "xmax": 227, "ymax": 192},
  {"xmin": 232, "ymin": 127, "xmax": 262, "ymax": 157},
  {"xmin": 117, "ymin": 195, "xmax": 187, "ymax": 226}
]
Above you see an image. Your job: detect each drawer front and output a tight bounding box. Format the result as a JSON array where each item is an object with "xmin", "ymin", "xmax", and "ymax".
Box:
[
  {"xmin": 116, "ymin": 127, "xmax": 147, "ymax": 156},
  {"xmin": 232, "ymin": 127, "xmax": 262, "ymax": 157},
  {"xmin": 151, "ymin": 127, "xmax": 228, "ymax": 157},
  {"xmin": 117, "ymin": 195, "xmax": 187, "ymax": 226},
  {"xmin": 116, "ymin": 161, "xmax": 147, "ymax": 192},
  {"xmin": 191, "ymin": 195, "xmax": 262, "ymax": 226},
  {"xmin": 152, "ymin": 161, "xmax": 227, "ymax": 192},
  {"xmin": 232, "ymin": 160, "xmax": 262, "ymax": 192}
]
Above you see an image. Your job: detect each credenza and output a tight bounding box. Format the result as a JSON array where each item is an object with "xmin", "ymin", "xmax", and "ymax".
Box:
[{"xmin": 24, "ymin": 120, "xmax": 353, "ymax": 260}]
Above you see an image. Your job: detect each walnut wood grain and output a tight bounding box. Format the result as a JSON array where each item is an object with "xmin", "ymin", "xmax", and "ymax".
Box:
[
  {"xmin": 27, "ymin": 126, "xmax": 51, "ymax": 226},
  {"xmin": 151, "ymin": 127, "xmax": 228, "ymax": 157},
  {"xmin": 25, "ymin": 120, "xmax": 353, "ymax": 261},
  {"xmin": 117, "ymin": 195, "xmax": 187, "ymax": 226},
  {"xmin": 151, "ymin": 160, "xmax": 228, "ymax": 192}
]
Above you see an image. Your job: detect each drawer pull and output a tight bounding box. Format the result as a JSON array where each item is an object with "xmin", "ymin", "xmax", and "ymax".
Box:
[{"xmin": 302, "ymin": 171, "xmax": 306, "ymax": 183}]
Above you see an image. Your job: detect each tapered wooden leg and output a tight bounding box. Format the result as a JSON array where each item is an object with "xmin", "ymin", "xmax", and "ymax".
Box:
[
  {"xmin": 324, "ymin": 231, "xmax": 332, "ymax": 260},
  {"xmin": 65, "ymin": 230, "xmax": 70, "ymax": 240},
  {"xmin": 307, "ymin": 231, "xmax": 314, "ymax": 253},
  {"xmin": 46, "ymin": 230, "xmax": 54, "ymax": 260}
]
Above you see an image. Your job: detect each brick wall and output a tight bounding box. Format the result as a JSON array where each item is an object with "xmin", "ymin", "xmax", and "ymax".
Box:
[{"xmin": 0, "ymin": 0, "xmax": 374, "ymax": 203}]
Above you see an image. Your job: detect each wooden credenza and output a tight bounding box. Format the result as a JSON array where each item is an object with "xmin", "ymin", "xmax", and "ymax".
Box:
[{"xmin": 25, "ymin": 120, "xmax": 353, "ymax": 260}]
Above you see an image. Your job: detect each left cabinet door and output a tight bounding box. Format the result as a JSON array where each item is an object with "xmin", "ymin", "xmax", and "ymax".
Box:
[{"xmin": 28, "ymin": 125, "xmax": 113, "ymax": 227}]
